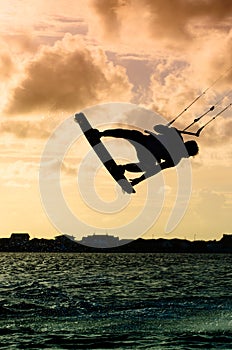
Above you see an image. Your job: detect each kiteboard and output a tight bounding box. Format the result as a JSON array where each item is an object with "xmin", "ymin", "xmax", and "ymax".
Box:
[{"xmin": 74, "ymin": 113, "xmax": 136, "ymax": 194}]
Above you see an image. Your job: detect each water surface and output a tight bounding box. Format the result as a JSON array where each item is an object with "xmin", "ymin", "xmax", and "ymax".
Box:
[{"xmin": 0, "ymin": 253, "xmax": 231, "ymax": 349}]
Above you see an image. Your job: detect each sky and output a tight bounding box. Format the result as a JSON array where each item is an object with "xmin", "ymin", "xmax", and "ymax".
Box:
[{"xmin": 0, "ymin": 0, "xmax": 232, "ymax": 241}]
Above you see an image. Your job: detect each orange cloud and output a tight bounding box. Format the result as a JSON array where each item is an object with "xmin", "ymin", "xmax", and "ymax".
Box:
[
  {"xmin": 0, "ymin": 46, "xmax": 16, "ymax": 81},
  {"xmin": 0, "ymin": 119, "xmax": 51, "ymax": 138},
  {"xmin": 91, "ymin": 0, "xmax": 123, "ymax": 39},
  {"xmin": 3, "ymin": 34, "xmax": 40, "ymax": 54},
  {"xmin": 4, "ymin": 34, "xmax": 133, "ymax": 116},
  {"xmin": 141, "ymin": 0, "xmax": 232, "ymax": 42},
  {"xmin": 91, "ymin": 0, "xmax": 232, "ymax": 44}
]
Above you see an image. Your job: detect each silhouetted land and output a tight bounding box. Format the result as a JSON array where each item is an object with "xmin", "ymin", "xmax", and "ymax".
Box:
[{"xmin": 0, "ymin": 233, "xmax": 232, "ymax": 253}]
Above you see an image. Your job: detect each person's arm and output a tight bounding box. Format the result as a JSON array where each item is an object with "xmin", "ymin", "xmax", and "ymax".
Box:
[
  {"xmin": 178, "ymin": 130, "xmax": 199, "ymax": 137},
  {"xmin": 144, "ymin": 130, "xmax": 157, "ymax": 137},
  {"xmin": 144, "ymin": 124, "xmax": 168, "ymax": 137}
]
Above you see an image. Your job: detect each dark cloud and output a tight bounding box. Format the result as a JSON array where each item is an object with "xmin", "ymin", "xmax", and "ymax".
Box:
[
  {"xmin": 143, "ymin": 0, "xmax": 232, "ymax": 41},
  {"xmin": 4, "ymin": 35, "xmax": 132, "ymax": 115},
  {"xmin": 91, "ymin": 0, "xmax": 232, "ymax": 43},
  {"xmin": 91, "ymin": 0, "xmax": 123, "ymax": 39},
  {"xmin": 0, "ymin": 50, "xmax": 15, "ymax": 80}
]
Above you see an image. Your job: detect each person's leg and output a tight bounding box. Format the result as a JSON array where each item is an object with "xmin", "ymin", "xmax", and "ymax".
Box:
[
  {"xmin": 100, "ymin": 128, "xmax": 153, "ymax": 174},
  {"xmin": 101, "ymin": 129, "xmax": 144, "ymax": 142},
  {"xmin": 118, "ymin": 162, "xmax": 146, "ymax": 176},
  {"xmin": 123, "ymin": 163, "xmax": 144, "ymax": 172}
]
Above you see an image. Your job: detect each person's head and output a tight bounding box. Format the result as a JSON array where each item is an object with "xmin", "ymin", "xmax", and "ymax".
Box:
[{"xmin": 184, "ymin": 140, "xmax": 199, "ymax": 157}]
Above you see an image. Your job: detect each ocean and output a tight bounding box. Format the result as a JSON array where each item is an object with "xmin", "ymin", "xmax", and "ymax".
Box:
[{"xmin": 0, "ymin": 253, "xmax": 231, "ymax": 349}]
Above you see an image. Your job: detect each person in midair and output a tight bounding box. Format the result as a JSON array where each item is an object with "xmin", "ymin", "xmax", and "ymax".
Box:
[{"xmin": 96, "ymin": 124, "xmax": 199, "ymax": 187}]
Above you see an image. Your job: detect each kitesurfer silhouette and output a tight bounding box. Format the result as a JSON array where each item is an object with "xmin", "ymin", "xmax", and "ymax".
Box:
[
  {"xmin": 76, "ymin": 66, "xmax": 232, "ymax": 191},
  {"xmin": 95, "ymin": 124, "xmax": 199, "ymax": 187}
]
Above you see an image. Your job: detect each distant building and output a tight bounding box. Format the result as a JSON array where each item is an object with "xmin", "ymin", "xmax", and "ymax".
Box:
[
  {"xmin": 55, "ymin": 234, "xmax": 75, "ymax": 241},
  {"xmin": 220, "ymin": 234, "xmax": 232, "ymax": 252},
  {"xmin": 10, "ymin": 233, "xmax": 30, "ymax": 242},
  {"xmin": 221, "ymin": 234, "xmax": 232, "ymax": 244},
  {"xmin": 79, "ymin": 233, "xmax": 120, "ymax": 248}
]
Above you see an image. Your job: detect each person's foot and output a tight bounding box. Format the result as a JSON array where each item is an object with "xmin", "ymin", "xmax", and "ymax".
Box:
[
  {"xmin": 91, "ymin": 128, "xmax": 101, "ymax": 138},
  {"xmin": 130, "ymin": 177, "xmax": 140, "ymax": 186}
]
